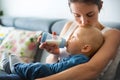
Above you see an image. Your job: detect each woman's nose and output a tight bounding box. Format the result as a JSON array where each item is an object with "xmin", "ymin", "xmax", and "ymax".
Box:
[{"xmin": 80, "ymin": 16, "xmax": 88, "ymax": 25}]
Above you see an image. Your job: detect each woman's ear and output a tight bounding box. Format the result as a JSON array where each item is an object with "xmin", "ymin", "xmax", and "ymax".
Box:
[{"xmin": 81, "ymin": 45, "xmax": 92, "ymax": 53}]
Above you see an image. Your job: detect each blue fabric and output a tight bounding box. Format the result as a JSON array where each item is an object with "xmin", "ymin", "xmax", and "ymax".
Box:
[
  {"xmin": 51, "ymin": 19, "xmax": 68, "ymax": 35},
  {"xmin": 13, "ymin": 63, "xmax": 53, "ymax": 80},
  {"xmin": 0, "ymin": 73, "xmax": 22, "ymax": 80},
  {"xmin": 13, "ymin": 54, "xmax": 89, "ymax": 80}
]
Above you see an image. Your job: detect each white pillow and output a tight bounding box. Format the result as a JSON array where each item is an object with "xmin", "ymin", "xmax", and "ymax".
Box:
[
  {"xmin": 0, "ymin": 29, "xmax": 42, "ymax": 63},
  {"xmin": 0, "ymin": 25, "xmax": 14, "ymax": 44}
]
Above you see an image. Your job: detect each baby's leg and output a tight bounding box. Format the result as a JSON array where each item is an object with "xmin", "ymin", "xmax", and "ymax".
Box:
[
  {"xmin": 0, "ymin": 73, "xmax": 22, "ymax": 80},
  {"xmin": 13, "ymin": 62, "xmax": 52, "ymax": 80},
  {"xmin": 0, "ymin": 51, "xmax": 22, "ymax": 74},
  {"xmin": 0, "ymin": 52, "xmax": 25, "ymax": 80}
]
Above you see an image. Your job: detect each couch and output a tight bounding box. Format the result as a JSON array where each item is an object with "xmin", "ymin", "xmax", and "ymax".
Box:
[{"xmin": 0, "ymin": 16, "xmax": 120, "ymax": 80}]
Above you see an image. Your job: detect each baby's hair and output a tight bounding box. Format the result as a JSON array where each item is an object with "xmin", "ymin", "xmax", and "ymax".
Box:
[{"xmin": 79, "ymin": 25, "xmax": 104, "ymax": 57}]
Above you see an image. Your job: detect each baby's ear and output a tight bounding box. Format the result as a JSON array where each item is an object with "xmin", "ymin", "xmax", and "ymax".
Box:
[{"xmin": 81, "ymin": 45, "xmax": 92, "ymax": 53}]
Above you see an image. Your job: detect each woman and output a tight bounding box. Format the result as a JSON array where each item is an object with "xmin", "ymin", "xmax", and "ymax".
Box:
[{"xmin": 37, "ymin": 0, "xmax": 120, "ymax": 80}]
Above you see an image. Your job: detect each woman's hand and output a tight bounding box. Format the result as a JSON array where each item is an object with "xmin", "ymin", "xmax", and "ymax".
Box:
[
  {"xmin": 39, "ymin": 42, "xmax": 60, "ymax": 55},
  {"xmin": 37, "ymin": 35, "xmax": 42, "ymax": 43},
  {"xmin": 37, "ymin": 32, "xmax": 60, "ymax": 55}
]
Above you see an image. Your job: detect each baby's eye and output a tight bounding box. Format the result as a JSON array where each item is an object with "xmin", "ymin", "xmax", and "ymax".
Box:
[{"xmin": 71, "ymin": 36, "xmax": 76, "ymax": 40}]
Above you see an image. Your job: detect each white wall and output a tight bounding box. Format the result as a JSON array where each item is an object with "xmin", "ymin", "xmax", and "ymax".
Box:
[
  {"xmin": 1, "ymin": 0, "xmax": 120, "ymax": 22},
  {"xmin": 1, "ymin": 0, "xmax": 73, "ymax": 19},
  {"xmin": 0, "ymin": 0, "xmax": 2, "ymax": 10},
  {"xmin": 99, "ymin": 0, "xmax": 120, "ymax": 22}
]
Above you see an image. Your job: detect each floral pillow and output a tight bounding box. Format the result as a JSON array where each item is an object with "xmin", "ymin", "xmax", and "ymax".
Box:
[
  {"xmin": 0, "ymin": 25, "xmax": 14, "ymax": 44},
  {"xmin": 0, "ymin": 29, "xmax": 42, "ymax": 63}
]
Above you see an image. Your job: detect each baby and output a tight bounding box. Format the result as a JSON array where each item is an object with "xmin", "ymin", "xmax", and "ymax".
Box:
[
  {"xmin": 66, "ymin": 25, "xmax": 104, "ymax": 58},
  {"xmin": 0, "ymin": 25, "xmax": 104, "ymax": 80}
]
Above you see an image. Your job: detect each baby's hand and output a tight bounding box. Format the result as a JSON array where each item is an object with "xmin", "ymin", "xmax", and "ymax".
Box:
[{"xmin": 39, "ymin": 42, "xmax": 60, "ymax": 55}]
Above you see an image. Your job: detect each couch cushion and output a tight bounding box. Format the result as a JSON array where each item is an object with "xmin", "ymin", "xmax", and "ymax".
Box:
[
  {"xmin": 0, "ymin": 17, "xmax": 16, "ymax": 27},
  {"xmin": 102, "ymin": 22, "xmax": 120, "ymax": 30},
  {"xmin": 98, "ymin": 46, "xmax": 120, "ymax": 80},
  {"xmin": 51, "ymin": 19, "xmax": 68, "ymax": 35},
  {"xmin": 114, "ymin": 62, "xmax": 120, "ymax": 80},
  {"xmin": 14, "ymin": 18, "xmax": 59, "ymax": 32}
]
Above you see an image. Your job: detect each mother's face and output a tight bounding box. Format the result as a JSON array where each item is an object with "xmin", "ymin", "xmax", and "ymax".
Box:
[{"xmin": 70, "ymin": 2, "xmax": 99, "ymax": 26}]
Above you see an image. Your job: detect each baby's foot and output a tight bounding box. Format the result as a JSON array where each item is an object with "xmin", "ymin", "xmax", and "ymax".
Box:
[
  {"xmin": 0, "ymin": 51, "xmax": 11, "ymax": 73},
  {"xmin": 9, "ymin": 54, "xmax": 23, "ymax": 73}
]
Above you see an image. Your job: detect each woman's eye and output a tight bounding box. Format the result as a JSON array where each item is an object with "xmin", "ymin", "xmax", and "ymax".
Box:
[
  {"xmin": 87, "ymin": 12, "xmax": 95, "ymax": 17},
  {"xmin": 74, "ymin": 14, "xmax": 81, "ymax": 17}
]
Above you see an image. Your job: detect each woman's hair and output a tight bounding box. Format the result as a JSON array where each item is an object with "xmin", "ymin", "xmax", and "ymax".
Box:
[{"xmin": 68, "ymin": 0, "xmax": 103, "ymax": 11}]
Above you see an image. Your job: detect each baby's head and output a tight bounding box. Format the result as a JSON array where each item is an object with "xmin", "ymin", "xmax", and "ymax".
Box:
[{"xmin": 66, "ymin": 25, "xmax": 104, "ymax": 57}]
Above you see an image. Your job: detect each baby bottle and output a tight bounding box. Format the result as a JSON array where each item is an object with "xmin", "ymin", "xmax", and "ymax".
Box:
[{"xmin": 40, "ymin": 32, "xmax": 66, "ymax": 48}]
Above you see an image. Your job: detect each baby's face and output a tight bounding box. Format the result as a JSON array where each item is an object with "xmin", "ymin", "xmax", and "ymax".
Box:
[{"xmin": 66, "ymin": 28, "xmax": 84, "ymax": 54}]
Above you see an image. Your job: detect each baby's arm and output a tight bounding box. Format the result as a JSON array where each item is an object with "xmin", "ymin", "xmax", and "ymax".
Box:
[{"xmin": 50, "ymin": 54, "xmax": 89, "ymax": 73}]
